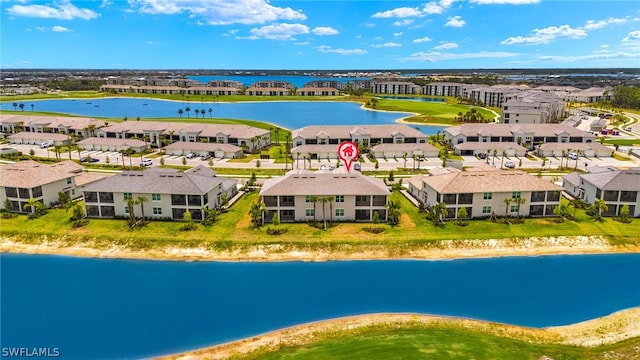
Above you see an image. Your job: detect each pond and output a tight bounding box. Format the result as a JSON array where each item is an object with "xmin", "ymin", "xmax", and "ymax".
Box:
[
  {"xmin": 0, "ymin": 98, "xmax": 445, "ymax": 133},
  {"xmin": 1, "ymin": 253, "xmax": 639, "ymax": 359}
]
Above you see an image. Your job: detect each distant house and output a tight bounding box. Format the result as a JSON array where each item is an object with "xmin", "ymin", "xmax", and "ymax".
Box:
[
  {"xmin": 0, "ymin": 160, "xmax": 107, "ymax": 211},
  {"xmin": 562, "ymin": 166, "xmax": 640, "ymax": 217},
  {"xmin": 163, "ymin": 141, "xmax": 243, "ymax": 159},
  {"xmin": 536, "ymin": 142, "xmax": 613, "ymax": 158},
  {"xmin": 259, "ymin": 170, "xmax": 390, "ymax": 223},
  {"xmin": 370, "ymin": 143, "xmax": 439, "ymax": 159},
  {"xmin": 295, "ymin": 87, "xmax": 340, "ymax": 96},
  {"xmin": 76, "ymin": 137, "xmax": 147, "ymax": 153},
  {"xmin": 7, "ymin": 132, "xmax": 70, "ymax": 147},
  {"xmin": 410, "ymin": 167, "xmax": 563, "ymax": 218},
  {"xmin": 82, "ymin": 166, "xmax": 238, "ymax": 221},
  {"xmin": 453, "ymin": 142, "xmax": 527, "ymax": 157}
]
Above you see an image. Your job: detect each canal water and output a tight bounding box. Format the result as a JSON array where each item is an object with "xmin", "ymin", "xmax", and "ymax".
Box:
[{"xmin": 1, "ymin": 253, "xmax": 639, "ymax": 359}]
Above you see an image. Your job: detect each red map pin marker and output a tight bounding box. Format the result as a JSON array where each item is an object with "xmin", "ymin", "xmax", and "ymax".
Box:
[{"xmin": 338, "ymin": 141, "xmax": 359, "ymax": 172}]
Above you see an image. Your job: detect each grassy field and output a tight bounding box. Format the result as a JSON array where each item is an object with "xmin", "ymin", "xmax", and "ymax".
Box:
[
  {"xmin": 229, "ymin": 323, "xmax": 639, "ymax": 360},
  {"xmin": 372, "ymin": 97, "xmax": 497, "ymax": 125},
  {"xmin": 1, "ymin": 190, "xmax": 638, "ymax": 250}
]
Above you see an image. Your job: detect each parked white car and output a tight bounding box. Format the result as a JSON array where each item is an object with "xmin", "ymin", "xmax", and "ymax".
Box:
[
  {"xmin": 186, "ymin": 152, "xmax": 196, "ymax": 159},
  {"xmin": 140, "ymin": 158, "xmax": 153, "ymax": 166}
]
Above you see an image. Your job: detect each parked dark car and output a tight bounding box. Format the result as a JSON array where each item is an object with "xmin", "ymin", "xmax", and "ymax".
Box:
[
  {"xmin": 478, "ymin": 153, "xmax": 487, "ymax": 159},
  {"xmin": 80, "ymin": 157, "xmax": 99, "ymax": 163}
]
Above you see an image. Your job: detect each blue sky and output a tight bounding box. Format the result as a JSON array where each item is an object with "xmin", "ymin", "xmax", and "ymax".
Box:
[{"xmin": 2, "ymin": 0, "xmax": 639, "ymax": 69}]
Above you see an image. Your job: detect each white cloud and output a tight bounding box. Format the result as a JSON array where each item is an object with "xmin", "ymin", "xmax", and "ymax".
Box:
[
  {"xmin": 7, "ymin": 0, "xmax": 99, "ymax": 20},
  {"xmin": 470, "ymin": 0, "xmax": 539, "ymax": 4},
  {"xmin": 501, "ymin": 25, "xmax": 587, "ymax": 45},
  {"xmin": 52, "ymin": 26, "xmax": 71, "ymax": 32},
  {"xmin": 315, "ymin": 45, "xmax": 367, "ymax": 55},
  {"xmin": 129, "ymin": 0, "xmax": 306, "ymax": 25},
  {"xmin": 433, "ymin": 42, "xmax": 459, "ymax": 50},
  {"xmin": 622, "ymin": 30, "xmax": 640, "ymax": 42},
  {"xmin": 422, "ymin": 2, "xmax": 445, "ymax": 14},
  {"xmin": 402, "ymin": 50, "xmax": 518, "ymax": 62},
  {"xmin": 394, "ymin": 32, "xmax": 403, "ymax": 37},
  {"xmin": 312, "ymin": 27, "xmax": 339, "ymax": 36},
  {"xmin": 372, "ymin": 7, "xmax": 422, "ymax": 18},
  {"xmin": 413, "ymin": 36, "xmax": 432, "ymax": 43},
  {"xmin": 393, "ymin": 19, "xmax": 414, "ymax": 27},
  {"xmin": 583, "ymin": 17, "xmax": 628, "ymax": 30},
  {"xmin": 35, "ymin": 26, "xmax": 72, "ymax": 32},
  {"xmin": 248, "ymin": 23, "xmax": 309, "ymax": 40},
  {"xmin": 444, "ymin": 16, "xmax": 465, "ymax": 27},
  {"xmin": 372, "ymin": 42, "xmax": 402, "ymax": 48},
  {"xmin": 295, "ymin": 41, "xmax": 309, "ymax": 46}
]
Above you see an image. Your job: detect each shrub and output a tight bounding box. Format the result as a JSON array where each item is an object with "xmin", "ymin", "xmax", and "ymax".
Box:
[
  {"xmin": 362, "ymin": 227, "xmax": 384, "ymax": 234},
  {"xmin": 266, "ymin": 227, "xmax": 288, "ymax": 235},
  {"xmin": 72, "ymin": 219, "xmax": 89, "ymax": 228}
]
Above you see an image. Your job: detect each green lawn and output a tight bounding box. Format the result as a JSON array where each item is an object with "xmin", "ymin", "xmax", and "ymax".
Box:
[
  {"xmin": 372, "ymin": 98, "xmax": 497, "ymax": 125},
  {"xmin": 2, "ymin": 190, "xmax": 638, "ymax": 251},
  {"xmin": 232, "ymin": 324, "xmax": 639, "ymax": 360}
]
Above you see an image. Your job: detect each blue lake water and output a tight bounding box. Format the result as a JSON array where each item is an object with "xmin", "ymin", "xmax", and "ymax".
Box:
[
  {"xmin": 1, "ymin": 253, "xmax": 639, "ymax": 360},
  {"xmin": 0, "ymin": 99, "xmax": 440, "ymax": 132}
]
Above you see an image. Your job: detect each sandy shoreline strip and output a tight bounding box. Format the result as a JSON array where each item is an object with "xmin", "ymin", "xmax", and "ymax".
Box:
[
  {"xmin": 2, "ymin": 235, "xmax": 638, "ymax": 262},
  {"xmin": 156, "ymin": 308, "xmax": 640, "ymax": 360}
]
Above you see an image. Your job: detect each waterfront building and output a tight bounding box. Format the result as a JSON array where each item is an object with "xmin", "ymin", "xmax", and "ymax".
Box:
[
  {"xmin": 76, "ymin": 137, "xmax": 147, "ymax": 153},
  {"xmin": 371, "ymin": 78, "xmax": 421, "ymax": 94},
  {"xmin": 0, "ymin": 114, "xmax": 105, "ymax": 137},
  {"xmin": 302, "ymin": 80, "xmax": 347, "ymax": 90},
  {"xmin": 7, "ymin": 132, "xmax": 71, "ymax": 147},
  {"xmin": 295, "ymin": 87, "xmax": 340, "ymax": 96},
  {"xmin": 82, "ymin": 166, "xmax": 237, "ymax": 220},
  {"xmin": 422, "ymin": 82, "xmax": 465, "ymax": 97},
  {"xmin": 163, "ymin": 141, "xmax": 243, "ymax": 159},
  {"xmin": 444, "ymin": 123, "xmax": 596, "ymax": 151},
  {"xmin": 292, "ymin": 124, "xmax": 428, "ymax": 149},
  {"xmin": 0, "ymin": 160, "xmax": 107, "ymax": 211},
  {"xmin": 501, "ymin": 91, "xmax": 565, "ymax": 124},
  {"xmin": 566, "ymin": 87, "xmax": 613, "ymax": 103},
  {"xmin": 370, "ymin": 142, "xmax": 439, "ymax": 159},
  {"xmin": 562, "ymin": 166, "xmax": 640, "ymax": 217},
  {"xmin": 245, "ymin": 80, "xmax": 296, "ymax": 96},
  {"xmin": 410, "ymin": 167, "xmax": 563, "ymax": 218},
  {"xmin": 259, "ymin": 169, "xmax": 390, "ymax": 223}
]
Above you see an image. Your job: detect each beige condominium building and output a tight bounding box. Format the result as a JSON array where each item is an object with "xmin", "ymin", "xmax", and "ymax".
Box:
[
  {"xmin": 82, "ymin": 166, "xmax": 237, "ymax": 221},
  {"xmin": 259, "ymin": 169, "xmax": 390, "ymax": 223},
  {"xmin": 411, "ymin": 167, "xmax": 563, "ymax": 219}
]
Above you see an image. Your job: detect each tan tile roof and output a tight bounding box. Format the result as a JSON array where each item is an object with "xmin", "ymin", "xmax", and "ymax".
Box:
[
  {"xmin": 371, "ymin": 143, "xmax": 439, "ymax": 153},
  {"xmin": 8, "ymin": 132, "xmax": 70, "ymax": 141},
  {"xmin": 0, "ymin": 160, "xmax": 80, "ymax": 188},
  {"xmin": 260, "ymin": 170, "xmax": 389, "ymax": 196},
  {"xmin": 164, "ymin": 141, "xmax": 241, "ymax": 152},
  {"xmin": 77, "ymin": 137, "xmax": 146, "ymax": 147},
  {"xmin": 423, "ymin": 169, "xmax": 562, "ymax": 194},
  {"xmin": 293, "ymin": 124, "xmax": 427, "ymax": 140}
]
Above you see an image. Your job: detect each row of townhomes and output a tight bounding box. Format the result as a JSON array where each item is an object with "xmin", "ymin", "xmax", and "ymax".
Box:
[
  {"xmin": 1, "ymin": 115, "xmax": 271, "ymax": 157},
  {"xmin": 290, "ymin": 124, "xmax": 436, "ymax": 160},
  {"xmin": 82, "ymin": 166, "xmax": 238, "ymax": 220},
  {"xmin": 563, "ymin": 166, "xmax": 640, "ymax": 217},
  {"xmin": 408, "ymin": 167, "xmax": 564, "ymax": 218},
  {"xmin": 443, "ymin": 123, "xmax": 612, "ymax": 158}
]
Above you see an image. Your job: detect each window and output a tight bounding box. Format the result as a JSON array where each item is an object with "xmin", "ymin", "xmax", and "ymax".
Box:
[
  {"xmin": 5, "ymin": 187, "xmax": 17, "ymax": 198},
  {"xmin": 305, "ymin": 208, "xmax": 314, "ymax": 217},
  {"xmin": 153, "ymin": 207, "xmax": 162, "ymax": 215},
  {"xmin": 124, "ymin": 192, "xmax": 132, "ymax": 200},
  {"xmin": 305, "ymin": 195, "xmax": 313, "ymax": 203},
  {"xmin": 99, "ymin": 192, "xmax": 114, "ymax": 203},
  {"xmin": 152, "ymin": 193, "xmax": 161, "ymax": 201},
  {"xmin": 335, "ymin": 208, "xmax": 345, "ymax": 217},
  {"xmin": 84, "ymin": 192, "xmax": 98, "ymax": 203},
  {"xmin": 171, "ymin": 194, "xmax": 186, "ymax": 205},
  {"xmin": 66, "ymin": 177, "xmax": 72, "ymax": 185},
  {"xmin": 335, "ymin": 195, "xmax": 344, "ymax": 203},
  {"xmin": 510, "ymin": 205, "xmax": 518, "ymax": 213},
  {"xmin": 482, "ymin": 206, "xmax": 491, "ymax": 214},
  {"xmin": 512, "ymin": 192, "xmax": 521, "ymax": 199},
  {"xmin": 483, "ymin": 192, "xmax": 492, "ymax": 200},
  {"xmin": 32, "ymin": 186, "xmax": 43, "ymax": 198},
  {"xmin": 124, "ymin": 206, "xmax": 129, "ymax": 214}
]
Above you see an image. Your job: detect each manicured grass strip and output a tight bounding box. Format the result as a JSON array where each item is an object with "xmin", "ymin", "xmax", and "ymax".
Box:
[
  {"xmin": 373, "ymin": 98, "xmax": 496, "ymax": 125},
  {"xmin": 233, "ymin": 325, "xmax": 638, "ymax": 360}
]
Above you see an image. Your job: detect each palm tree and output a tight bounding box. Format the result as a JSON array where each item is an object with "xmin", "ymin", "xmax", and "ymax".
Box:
[
  {"xmin": 178, "ymin": 109, "xmax": 184, "ymax": 118},
  {"xmin": 568, "ymin": 198, "xmax": 580, "ymax": 218},
  {"xmin": 208, "ymin": 108, "xmax": 213, "ymax": 118},
  {"xmin": 185, "ymin": 106, "xmax": 191, "ymax": 118},
  {"xmin": 594, "ymin": 199, "xmax": 608, "ymax": 218},
  {"xmin": 19, "ymin": 103, "xmax": 25, "ymax": 111},
  {"xmin": 249, "ymin": 200, "xmax": 266, "ymax": 226},
  {"xmin": 386, "ymin": 200, "xmax": 401, "ymax": 225},
  {"xmin": 126, "ymin": 198, "xmax": 136, "ymax": 226},
  {"xmin": 136, "ymin": 195, "xmax": 148, "ymax": 223},
  {"xmin": 327, "ymin": 196, "xmax": 335, "ymax": 225},
  {"xmin": 430, "ymin": 202, "xmax": 447, "ymax": 224},
  {"xmin": 12, "ymin": 102, "xmax": 17, "ymax": 111},
  {"xmin": 500, "ymin": 151, "xmax": 506, "ymax": 169},
  {"xmin": 503, "ymin": 197, "xmax": 513, "ymax": 217},
  {"xmin": 200, "ymin": 108, "xmax": 206, "ymax": 118},
  {"xmin": 194, "ymin": 109, "xmax": 200, "ymax": 118},
  {"xmin": 30, "ymin": 104, "xmax": 34, "ymax": 111},
  {"xmin": 309, "ymin": 195, "xmax": 318, "ymax": 223},
  {"xmin": 274, "ymin": 128, "xmax": 280, "ymax": 144},
  {"xmin": 320, "ymin": 196, "xmax": 330, "ymax": 230},
  {"xmin": 24, "ymin": 198, "xmax": 41, "ymax": 215},
  {"xmin": 512, "ymin": 197, "xmax": 526, "ymax": 218}
]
